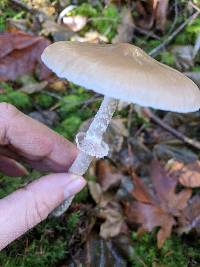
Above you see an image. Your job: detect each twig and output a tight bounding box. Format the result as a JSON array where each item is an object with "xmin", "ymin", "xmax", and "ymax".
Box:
[
  {"xmin": 167, "ymin": 0, "xmax": 179, "ymax": 35},
  {"xmin": 189, "ymin": 1, "xmax": 200, "ymax": 13},
  {"xmin": 10, "ymin": 0, "xmax": 47, "ymax": 21},
  {"xmin": 143, "ymin": 108, "xmax": 200, "ymax": 150},
  {"xmin": 149, "ymin": 11, "xmax": 200, "ymax": 57},
  {"xmin": 135, "ymin": 26, "xmax": 161, "ymax": 40},
  {"xmin": 10, "ymin": 0, "xmax": 34, "ymax": 13}
]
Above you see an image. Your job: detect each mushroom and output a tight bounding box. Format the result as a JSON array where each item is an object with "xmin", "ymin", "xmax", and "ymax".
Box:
[{"xmin": 41, "ymin": 42, "xmax": 200, "ymax": 216}]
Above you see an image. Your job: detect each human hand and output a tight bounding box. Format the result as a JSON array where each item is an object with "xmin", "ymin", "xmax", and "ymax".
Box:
[{"xmin": 0, "ymin": 103, "xmax": 86, "ymax": 250}]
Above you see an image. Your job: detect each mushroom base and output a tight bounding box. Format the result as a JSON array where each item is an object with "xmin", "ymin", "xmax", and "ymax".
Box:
[{"xmin": 52, "ymin": 96, "xmax": 118, "ymax": 217}]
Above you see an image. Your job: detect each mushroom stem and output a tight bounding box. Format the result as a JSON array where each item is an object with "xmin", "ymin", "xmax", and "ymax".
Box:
[{"xmin": 52, "ymin": 96, "xmax": 118, "ymax": 216}]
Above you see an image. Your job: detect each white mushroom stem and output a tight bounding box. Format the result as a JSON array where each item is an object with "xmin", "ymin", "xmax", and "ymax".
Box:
[{"xmin": 52, "ymin": 96, "xmax": 118, "ymax": 216}]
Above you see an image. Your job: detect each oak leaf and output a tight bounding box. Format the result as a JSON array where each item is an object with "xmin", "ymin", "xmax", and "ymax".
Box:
[
  {"xmin": 125, "ymin": 161, "xmax": 191, "ymax": 248},
  {"xmin": 178, "ymin": 195, "xmax": 200, "ymax": 234},
  {"xmin": 169, "ymin": 160, "xmax": 200, "ymax": 188},
  {"xmin": 0, "ymin": 31, "xmax": 51, "ymax": 81}
]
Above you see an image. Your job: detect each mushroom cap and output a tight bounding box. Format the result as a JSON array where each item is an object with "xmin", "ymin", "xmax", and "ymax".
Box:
[{"xmin": 41, "ymin": 41, "xmax": 200, "ymax": 113}]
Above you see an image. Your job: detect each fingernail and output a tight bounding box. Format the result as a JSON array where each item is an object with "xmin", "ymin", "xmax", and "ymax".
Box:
[{"xmin": 64, "ymin": 176, "xmax": 86, "ymax": 199}]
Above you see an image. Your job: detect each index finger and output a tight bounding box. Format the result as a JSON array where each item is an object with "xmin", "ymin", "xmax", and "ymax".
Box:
[{"xmin": 0, "ymin": 103, "xmax": 77, "ymax": 172}]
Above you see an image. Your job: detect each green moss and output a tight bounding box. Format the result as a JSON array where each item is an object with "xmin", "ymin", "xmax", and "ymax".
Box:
[
  {"xmin": 186, "ymin": 17, "xmax": 200, "ymax": 35},
  {"xmin": 0, "ymin": 4, "xmax": 25, "ymax": 32},
  {"xmin": 0, "ymin": 218, "xmax": 68, "ymax": 267},
  {"xmin": 55, "ymin": 115, "xmax": 82, "ymax": 140},
  {"xmin": 131, "ymin": 232, "xmax": 188, "ymax": 267},
  {"xmin": 0, "ymin": 82, "xmax": 32, "ymax": 110},
  {"xmin": 0, "ymin": 82, "xmax": 13, "ymax": 93},
  {"xmin": 159, "ymin": 51, "xmax": 175, "ymax": 67},
  {"xmin": 0, "ymin": 170, "xmax": 41, "ymax": 198},
  {"xmin": 192, "ymin": 66, "xmax": 200, "ymax": 71},
  {"xmin": 59, "ymin": 94, "xmax": 88, "ymax": 117},
  {"xmin": 72, "ymin": 3, "xmax": 98, "ymax": 17},
  {"xmin": 0, "ymin": 94, "xmax": 9, "ymax": 102},
  {"xmin": 74, "ymin": 186, "xmax": 89, "ymax": 203},
  {"xmin": 7, "ymin": 91, "xmax": 32, "ymax": 109},
  {"xmin": 92, "ymin": 4, "xmax": 120, "ymax": 40},
  {"xmin": 66, "ymin": 211, "xmax": 81, "ymax": 234},
  {"xmin": 34, "ymin": 93, "xmax": 54, "ymax": 109}
]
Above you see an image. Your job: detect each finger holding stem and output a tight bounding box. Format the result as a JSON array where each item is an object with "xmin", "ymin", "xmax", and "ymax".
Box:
[{"xmin": 52, "ymin": 96, "xmax": 118, "ymax": 216}]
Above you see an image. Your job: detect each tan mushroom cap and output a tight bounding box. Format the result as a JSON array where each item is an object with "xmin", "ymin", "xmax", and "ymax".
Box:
[{"xmin": 41, "ymin": 41, "xmax": 200, "ymax": 113}]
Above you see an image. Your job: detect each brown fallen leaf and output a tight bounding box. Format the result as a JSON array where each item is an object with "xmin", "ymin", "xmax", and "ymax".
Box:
[
  {"xmin": 99, "ymin": 201, "xmax": 128, "ymax": 239},
  {"xmin": 0, "ymin": 31, "xmax": 51, "ymax": 81},
  {"xmin": 178, "ymin": 195, "xmax": 200, "ymax": 234},
  {"xmin": 135, "ymin": 0, "xmax": 169, "ymax": 31},
  {"xmin": 168, "ymin": 160, "xmax": 200, "ymax": 188},
  {"xmin": 96, "ymin": 160, "xmax": 123, "ymax": 191},
  {"xmin": 72, "ymin": 31, "xmax": 108, "ymax": 43},
  {"xmin": 155, "ymin": 0, "xmax": 169, "ymax": 31},
  {"xmin": 171, "ymin": 45, "xmax": 194, "ymax": 71},
  {"xmin": 88, "ymin": 181, "xmax": 113, "ymax": 208},
  {"xmin": 125, "ymin": 161, "xmax": 192, "ymax": 248},
  {"xmin": 88, "ymin": 180, "xmax": 128, "ymax": 239},
  {"xmin": 20, "ymin": 80, "xmax": 48, "ymax": 94},
  {"xmin": 112, "ymin": 7, "xmax": 135, "ymax": 44},
  {"xmin": 185, "ymin": 72, "xmax": 200, "ymax": 87}
]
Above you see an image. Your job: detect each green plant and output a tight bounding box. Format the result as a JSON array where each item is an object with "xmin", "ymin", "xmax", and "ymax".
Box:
[
  {"xmin": 72, "ymin": 3, "xmax": 98, "ymax": 17},
  {"xmin": 55, "ymin": 115, "xmax": 82, "ymax": 140},
  {"xmin": 34, "ymin": 93, "xmax": 54, "ymax": 109},
  {"xmin": 0, "ymin": 5, "xmax": 25, "ymax": 32},
  {"xmin": 92, "ymin": 4, "xmax": 120, "ymax": 40},
  {"xmin": 159, "ymin": 51, "xmax": 175, "ymax": 66},
  {"xmin": 0, "ymin": 82, "xmax": 32, "ymax": 109},
  {"xmin": 66, "ymin": 211, "xmax": 81, "ymax": 233},
  {"xmin": 131, "ymin": 232, "xmax": 188, "ymax": 267},
  {"xmin": 7, "ymin": 91, "xmax": 32, "ymax": 109}
]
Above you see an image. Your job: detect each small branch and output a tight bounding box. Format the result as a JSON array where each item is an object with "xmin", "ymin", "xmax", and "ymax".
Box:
[
  {"xmin": 143, "ymin": 108, "xmax": 200, "ymax": 150},
  {"xmin": 149, "ymin": 11, "xmax": 200, "ymax": 57},
  {"xmin": 189, "ymin": 1, "xmax": 200, "ymax": 13},
  {"xmin": 10, "ymin": 0, "xmax": 35, "ymax": 13},
  {"xmin": 10, "ymin": 0, "xmax": 47, "ymax": 20},
  {"xmin": 135, "ymin": 26, "xmax": 161, "ymax": 40}
]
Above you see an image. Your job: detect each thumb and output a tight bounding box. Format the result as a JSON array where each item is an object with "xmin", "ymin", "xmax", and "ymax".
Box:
[{"xmin": 0, "ymin": 173, "xmax": 86, "ymax": 250}]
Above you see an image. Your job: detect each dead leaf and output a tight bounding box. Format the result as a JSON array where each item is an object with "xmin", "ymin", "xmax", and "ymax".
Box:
[
  {"xmin": 41, "ymin": 20, "xmax": 73, "ymax": 41},
  {"xmin": 99, "ymin": 202, "xmax": 127, "ymax": 239},
  {"xmin": 185, "ymin": 72, "xmax": 200, "ymax": 87},
  {"xmin": 153, "ymin": 144, "xmax": 198, "ymax": 164},
  {"xmin": 0, "ymin": 31, "xmax": 51, "ymax": 81},
  {"xmin": 125, "ymin": 161, "xmax": 192, "ymax": 248},
  {"xmin": 29, "ymin": 0, "xmax": 56, "ymax": 16},
  {"xmin": 88, "ymin": 181, "xmax": 128, "ymax": 239},
  {"xmin": 96, "ymin": 160, "xmax": 122, "ymax": 191},
  {"xmin": 171, "ymin": 45, "xmax": 194, "ymax": 71},
  {"xmin": 131, "ymin": 174, "xmax": 154, "ymax": 205},
  {"xmin": 155, "ymin": 0, "xmax": 169, "ymax": 31},
  {"xmin": 88, "ymin": 181, "xmax": 113, "ymax": 208},
  {"xmin": 49, "ymin": 79, "xmax": 68, "ymax": 91},
  {"xmin": 178, "ymin": 195, "xmax": 200, "ymax": 234},
  {"xmin": 135, "ymin": 0, "xmax": 169, "ymax": 31},
  {"xmin": 168, "ymin": 160, "xmax": 200, "ymax": 188},
  {"xmin": 112, "ymin": 8, "xmax": 134, "ymax": 44},
  {"xmin": 20, "ymin": 80, "xmax": 48, "ymax": 94},
  {"xmin": 71, "ymin": 31, "xmax": 108, "ymax": 43}
]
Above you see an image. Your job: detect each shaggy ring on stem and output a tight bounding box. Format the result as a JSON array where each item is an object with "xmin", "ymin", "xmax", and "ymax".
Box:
[{"xmin": 53, "ymin": 96, "xmax": 118, "ymax": 216}]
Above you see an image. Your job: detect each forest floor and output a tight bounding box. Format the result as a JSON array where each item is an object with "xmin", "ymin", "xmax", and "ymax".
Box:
[{"xmin": 0, "ymin": 0, "xmax": 200, "ymax": 266}]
